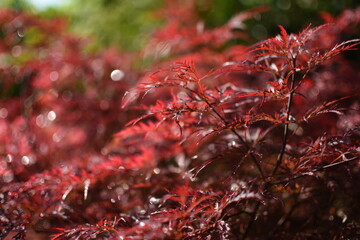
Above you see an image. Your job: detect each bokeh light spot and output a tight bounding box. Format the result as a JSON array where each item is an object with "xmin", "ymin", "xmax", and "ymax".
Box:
[{"xmin": 110, "ymin": 69, "xmax": 125, "ymax": 81}]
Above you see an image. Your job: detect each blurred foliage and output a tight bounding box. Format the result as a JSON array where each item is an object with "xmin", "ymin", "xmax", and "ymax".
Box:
[
  {"xmin": 67, "ymin": 0, "xmax": 359, "ymax": 51},
  {"xmin": 67, "ymin": 0, "xmax": 164, "ymax": 52},
  {"xmin": 197, "ymin": 0, "xmax": 359, "ymax": 41},
  {"xmin": 3, "ymin": 0, "xmax": 358, "ymax": 51},
  {"xmin": 0, "ymin": 0, "xmax": 33, "ymax": 11}
]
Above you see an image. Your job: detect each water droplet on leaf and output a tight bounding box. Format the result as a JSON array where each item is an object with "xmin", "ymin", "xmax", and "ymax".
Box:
[
  {"xmin": 149, "ymin": 197, "xmax": 160, "ymax": 205},
  {"xmin": 84, "ymin": 179, "xmax": 90, "ymax": 200},
  {"xmin": 6, "ymin": 154, "xmax": 13, "ymax": 163}
]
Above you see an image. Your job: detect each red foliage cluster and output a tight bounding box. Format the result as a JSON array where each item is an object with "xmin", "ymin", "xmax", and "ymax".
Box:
[{"xmin": 1, "ymin": 3, "xmax": 360, "ymax": 240}]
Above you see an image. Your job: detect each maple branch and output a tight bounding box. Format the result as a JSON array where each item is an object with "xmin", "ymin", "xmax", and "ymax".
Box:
[
  {"xmin": 272, "ymin": 57, "xmax": 297, "ymax": 176},
  {"xmin": 205, "ymin": 100, "xmax": 266, "ymax": 181},
  {"xmin": 251, "ymin": 156, "xmax": 360, "ymax": 239},
  {"xmin": 270, "ymin": 155, "xmax": 360, "ymax": 187},
  {"xmin": 267, "ymin": 196, "xmax": 301, "ymax": 237},
  {"xmin": 241, "ymin": 201, "xmax": 261, "ymax": 240}
]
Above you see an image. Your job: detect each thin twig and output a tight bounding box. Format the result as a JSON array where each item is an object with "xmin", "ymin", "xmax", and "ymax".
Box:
[
  {"xmin": 272, "ymin": 57, "xmax": 297, "ymax": 176},
  {"xmin": 268, "ymin": 195, "xmax": 300, "ymax": 237},
  {"xmin": 205, "ymin": 100, "xmax": 266, "ymax": 180},
  {"xmin": 184, "ymin": 65, "xmax": 266, "ymax": 180},
  {"xmin": 241, "ymin": 202, "xmax": 261, "ymax": 240},
  {"xmin": 270, "ymin": 155, "xmax": 360, "ymax": 187}
]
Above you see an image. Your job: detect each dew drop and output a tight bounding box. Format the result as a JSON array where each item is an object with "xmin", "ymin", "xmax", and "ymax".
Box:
[
  {"xmin": 6, "ymin": 154, "xmax": 13, "ymax": 163},
  {"xmin": 189, "ymin": 173, "xmax": 197, "ymax": 182},
  {"xmin": 3, "ymin": 171, "xmax": 14, "ymax": 182},
  {"xmin": 21, "ymin": 156, "xmax": 30, "ymax": 165},
  {"xmin": 62, "ymin": 186, "xmax": 73, "ymax": 201},
  {"xmin": 0, "ymin": 160, "xmax": 6, "ymax": 170},
  {"xmin": 288, "ymin": 115, "xmax": 296, "ymax": 122},
  {"xmin": 0, "ymin": 108, "xmax": 8, "ymax": 118},
  {"xmin": 208, "ymin": 144, "xmax": 216, "ymax": 151},
  {"xmin": 47, "ymin": 111, "xmax": 56, "ymax": 121},
  {"xmin": 270, "ymin": 63, "xmax": 278, "ymax": 72},
  {"xmin": 110, "ymin": 69, "xmax": 125, "ymax": 81},
  {"xmin": 11, "ymin": 45, "xmax": 22, "ymax": 57},
  {"xmin": 49, "ymin": 71, "xmax": 59, "ymax": 82},
  {"xmin": 230, "ymin": 183, "xmax": 240, "ymax": 191},
  {"xmin": 149, "ymin": 197, "xmax": 160, "ymax": 205},
  {"xmin": 122, "ymin": 184, "xmax": 129, "ymax": 190},
  {"xmin": 36, "ymin": 114, "xmax": 46, "ymax": 128},
  {"xmin": 52, "ymin": 132, "xmax": 62, "ymax": 142},
  {"xmin": 84, "ymin": 179, "xmax": 90, "ymax": 200},
  {"xmin": 17, "ymin": 29, "xmax": 25, "ymax": 38},
  {"xmin": 153, "ymin": 168, "xmax": 160, "ymax": 174},
  {"xmin": 91, "ymin": 59, "xmax": 103, "ymax": 70}
]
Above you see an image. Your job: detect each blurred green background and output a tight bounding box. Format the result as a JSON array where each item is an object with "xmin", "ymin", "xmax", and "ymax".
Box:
[{"xmin": 1, "ymin": 0, "xmax": 359, "ymax": 52}]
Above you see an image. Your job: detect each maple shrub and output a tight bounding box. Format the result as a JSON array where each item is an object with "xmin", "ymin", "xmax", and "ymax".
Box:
[{"xmin": 1, "ymin": 4, "xmax": 360, "ymax": 240}]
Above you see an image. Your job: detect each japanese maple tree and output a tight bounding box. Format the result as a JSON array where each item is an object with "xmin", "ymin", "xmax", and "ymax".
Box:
[{"xmin": 1, "ymin": 2, "xmax": 360, "ymax": 240}]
